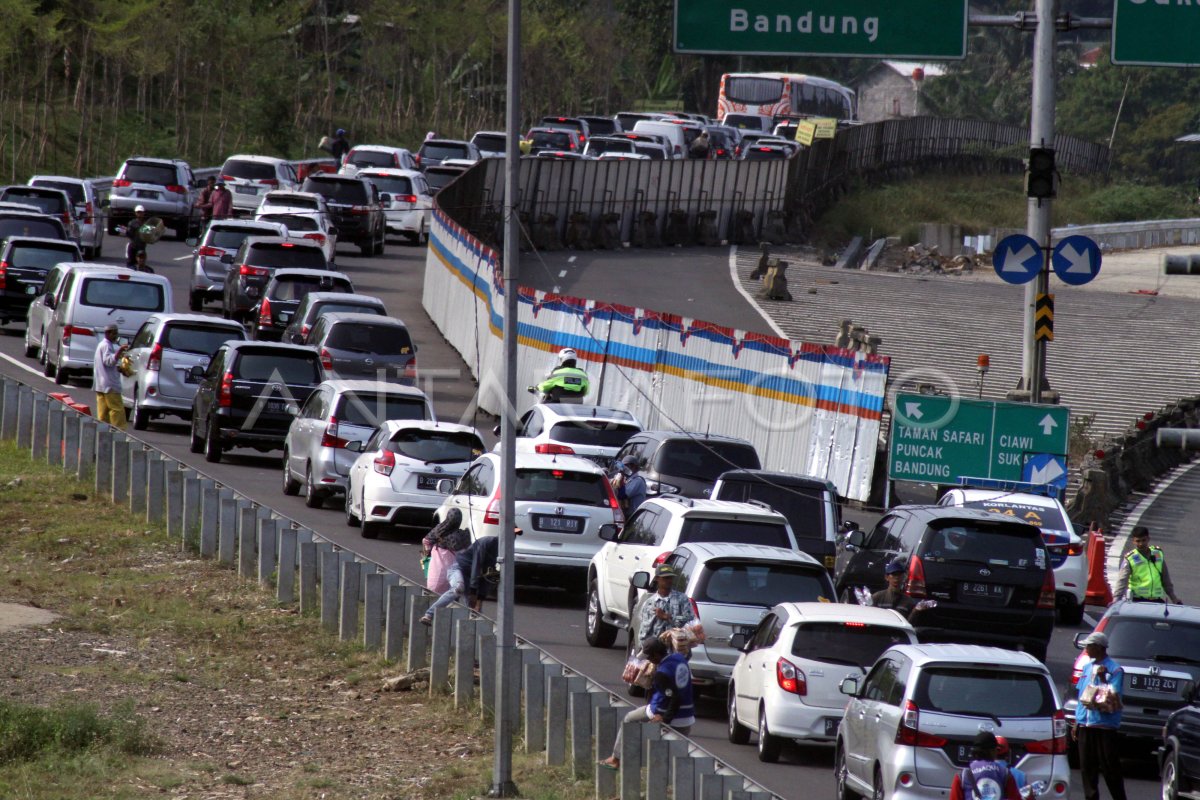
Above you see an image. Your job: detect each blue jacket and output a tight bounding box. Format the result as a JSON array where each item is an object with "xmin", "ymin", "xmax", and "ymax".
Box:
[
  {"xmin": 1076, "ymin": 656, "xmax": 1124, "ymax": 729},
  {"xmin": 456, "ymin": 536, "xmax": 499, "ymax": 596},
  {"xmin": 649, "ymin": 652, "xmax": 695, "ymax": 726}
]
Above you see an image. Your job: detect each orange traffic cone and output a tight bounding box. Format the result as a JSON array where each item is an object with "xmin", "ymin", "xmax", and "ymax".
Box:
[{"xmin": 1084, "ymin": 524, "xmax": 1113, "ymax": 607}]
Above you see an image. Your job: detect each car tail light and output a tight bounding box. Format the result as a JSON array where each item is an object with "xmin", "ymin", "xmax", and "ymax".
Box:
[
  {"xmin": 414, "ymin": 154, "xmax": 421, "ymax": 166},
  {"xmin": 303, "ymin": 233, "xmax": 326, "ymax": 245},
  {"xmin": 112, "ymin": 179, "xmax": 130, "ymax": 188},
  {"xmin": 350, "ymin": 205, "xmax": 371, "ymax": 215},
  {"xmin": 319, "ymin": 347, "xmax": 332, "ymax": 371},
  {"xmin": 279, "ymin": 242, "xmax": 294, "ymax": 248},
  {"xmin": 147, "ymin": 343, "xmax": 162, "ymax": 372},
  {"xmin": 197, "ymin": 245, "xmax": 223, "ymax": 258},
  {"xmin": 61, "ymin": 210, "xmax": 71, "ymax": 225},
  {"xmin": 117, "ymin": 273, "xmax": 130, "ymax": 281},
  {"xmin": 652, "ymin": 551, "xmax": 672, "ymax": 568},
  {"xmin": 373, "ymin": 449, "xmax": 395, "ymax": 476},
  {"xmin": 1066, "ymin": 541, "xmax": 1085, "ymax": 557},
  {"xmin": 63, "ymin": 325, "xmax": 94, "ymax": 346},
  {"xmin": 1026, "ymin": 710, "xmax": 1069, "ymax": 754},
  {"xmin": 399, "ymin": 194, "xmax": 417, "ymax": 203},
  {"xmin": 300, "ymin": 324, "xmax": 310, "ymax": 339},
  {"xmin": 1037, "ymin": 568, "xmax": 1056, "ymax": 609},
  {"xmin": 776, "ymin": 658, "xmax": 806, "ymax": 695},
  {"xmin": 689, "ymin": 597, "xmax": 700, "ymax": 619},
  {"xmin": 905, "ymin": 555, "xmax": 926, "ymax": 598},
  {"xmin": 895, "ymin": 700, "xmax": 947, "ymax": 747},
  {"xmin": 84, "ymin": 201, "xmax": 94, "ymax": 224},
  {"xmin": 716, "ymin": 148, "xmax": 727, "ymax": 156},
  {"xmin": 217, "ymin": 371, "xmax": 233, "ymax": 407},
  {"xmin": 239, "ymin": 264, "xmax": 268, "ymax": 277},
  {"xmin": 259, "ymin": 178, "xmax": 279, "ymax": 186},
  {"xmin": 534, "ymin": 443, "xmax": 575, "ymax": 455},
  {"xmin": 258, "ymin": 297, "xmax": 272, "ymax": 325},
  {"xmin": 403, "ymin": 359, "xmax": 417, "ymax": 381},
  {"xmin": 320, "ymin": 416, "xmax": 349, "ymax": 449},
  {"xmin": 221, "ymin": 175, "xmax": 235, "ymax": 182},
  {"xmin": 0, "ymin": 261, "xmax": 6, "ymax": 290},
  {"xmin": 483, "ymin": 495, "xmax": 501, "ymax": 525},
  {"xmin": 165, "ymin": 184, "xmax": 186, "ymax": 195}
]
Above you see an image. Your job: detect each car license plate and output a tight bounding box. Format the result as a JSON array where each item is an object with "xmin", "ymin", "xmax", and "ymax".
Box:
[
  {"xmin": 135, "ymin": 190, "xmax": 157, "ymax": 199},
  {"xmin": 532, "ymin": 514, "xmax": 583, "ymax": 534},
  {"xmin": 1130, "ymin": 674, "xmax": 1179, "ymax": 693},
  {"xmin": 824, "ymin": 718, "xmax": 840, "ymax": 737},
  {"xmin": 183, "ymin": 370, "xmax": 199, "ymax": 384},
  {"xmin": 954, "ymin": 744, "xmax": 972, "ymax": 764},
  {"xmin": 417, "ymin": 475, "xmax": 442, "ymax": 491},
  {"xmin": 279, "ymin": 311, "xmax": 292, "ymax": 321},
  {"xmin": 264, "ymin": 400, "xmax": 285, "ymax": 413},
  {"xmin": 235, "ymin": 185, "xmax": 256, "ymax": 195},
  {"xmin": 960, "ymin": 582, "xmax": 1005, "ymax": 599}
]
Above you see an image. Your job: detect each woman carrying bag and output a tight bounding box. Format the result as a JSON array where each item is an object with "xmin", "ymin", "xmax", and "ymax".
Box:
[{"xmin": 421, "ymin": 509, "xmax": 468, "ymax": 594}]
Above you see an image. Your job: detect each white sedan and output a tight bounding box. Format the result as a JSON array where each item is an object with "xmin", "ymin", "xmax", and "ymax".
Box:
[
  {"xmin": 345, "ymin": 420, "xmax": 485, "ymax": 538},
  {"xmin": 255, "ymin": 209, "xmax": 338, "ymax": 265},
  {"xmin": 356, "ymin": 168, "xmax": 433, "ymax": 244}
]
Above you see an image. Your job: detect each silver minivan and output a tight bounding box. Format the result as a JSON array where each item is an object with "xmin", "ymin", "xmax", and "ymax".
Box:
[
  {"xmin": 282, "ymin": 380, "xmax": 435, "ymax": 508},
  {"xmin": 27, "ymin": 176, "xmax": 105, "ymax": 259},
  {"xmin": 119, "ymin": 313, "xmax": 246, "ymax": 429}
]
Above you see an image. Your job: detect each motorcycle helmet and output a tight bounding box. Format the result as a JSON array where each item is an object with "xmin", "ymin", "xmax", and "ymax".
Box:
[
  {"xmin": 558, "ymin": 347, "xmax": 578, "ymax": 368},
  {"xmin": 994, "ymin": 735, "xmax": 1010, "ymax": 759}
]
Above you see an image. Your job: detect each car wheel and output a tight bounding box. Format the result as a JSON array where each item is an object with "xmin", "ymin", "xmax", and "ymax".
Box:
[
  {"xmin": 188, "ymin": 291, "xmax": 203, "ymax": 313},
  {"xmin": 727, "ymin": 686, "xmax": 751, "ymax": 745},
  {"xmin": 871, "ymin": 767, "xmax": 885, "ymax": 800},
  {"xmin": 189, "ymin": 413, "xmax": 204, "ymax": 453},
  {"xmin": 345, "ymin": 488, "xmax": 361, "ymax": 528},
  {"xmin": 375, "ymin": 226, "xmax": 385, "ymax": 256},
  {"xmin": 835, "ymin": 745, "xmax": 858, "ymax": 800},
  {"xmin": 42, "ymin": 350, "xmax": 56, "ymax": 378},
  {"xmin": 757, "ymin": 705, "xmax": 782, "ymax": 763},
  {"xmin": 1164, "ymin": 748, "xmax": 1183, "ymax": 800},
  {"xmin": 585, "ymin": 578, "xmax": 618, "ymax": 648},
  {"xmin": 1059, "ymin": 597, "xmax": 1085, "ymax": 625},
  {"xmin": 418, "ymin": 220, "xmax": 429, "ymax": 245},
  {"xmin": 203, "ymin": 418, "xmax": 222, "ymax": 463},
  {"xmin": 23, "ymin": 328, "xmax": 37, "ymax": 359},
  {"xmin": 53, "ymin": 355, "xmax": 68, "ymax": 384},
  {"xmin": 281, "ymin": 450, "xmax": 301, "ymax": 496},
  {"xmin": 358, "ymin": 236, "xmax": 373, "ymax": 257},
  {"xmin": 304, "ymin": 465, "xmax": 324, "ymax": 509},
  {"xmin": 131, "ymin": 390, "xmax": 150, "ymax": 431}
]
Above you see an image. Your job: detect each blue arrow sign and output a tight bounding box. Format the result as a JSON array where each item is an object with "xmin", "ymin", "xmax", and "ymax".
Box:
[
  {"xmin": 1052, "ymin": 234, "xmax": 1102, "ymax": 286},
  {"xmin": 1022, "ymin": 453, "xmax": 1068, "ymax": 490},
  {"xmin": 993, "ymin": 234, "xmax": 1043, "ymax": 285}
]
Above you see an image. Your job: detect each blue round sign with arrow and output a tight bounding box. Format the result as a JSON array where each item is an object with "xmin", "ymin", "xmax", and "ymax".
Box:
[
  {"xmin": 992, "ymin": 234, "xmax": 1043, "ymax": 285},
  {"xmin": 1052, "ymin": 234, "xmax": 1102, "ymax": 286}
]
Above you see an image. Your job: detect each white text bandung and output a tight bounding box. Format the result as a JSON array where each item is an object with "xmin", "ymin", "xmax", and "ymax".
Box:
[{"xmin": 729, "ymin": 9, "xmax": 880, "ymax": 42}]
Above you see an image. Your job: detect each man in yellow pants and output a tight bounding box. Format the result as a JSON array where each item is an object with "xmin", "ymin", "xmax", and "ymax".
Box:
[{"xmin": 93, "ymin": 323, "xmax": 129, "ymax": 429}]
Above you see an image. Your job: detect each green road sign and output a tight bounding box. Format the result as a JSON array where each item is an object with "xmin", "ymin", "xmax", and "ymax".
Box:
[
  {"xmin": 673, "ymin": 0, "xmax": 968, "ymax": 58},
  {"xmin": 1112, "ymin": 0, "xmax": 1200, "ymax": 67},
  {"xmin": 888, "ymin": 394, "xmax": 1070, "ymax": 484}
]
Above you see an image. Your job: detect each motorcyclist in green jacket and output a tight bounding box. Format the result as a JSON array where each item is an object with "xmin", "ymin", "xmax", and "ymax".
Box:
[{"xmin": 531, "ymin": 348, "xmax": 590, "ymax": 402}]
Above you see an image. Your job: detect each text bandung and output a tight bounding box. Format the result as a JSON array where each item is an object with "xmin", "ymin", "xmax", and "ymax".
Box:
[{"xmin": 730, "ymin": 9, "xmax": 880, "ymax": 42}]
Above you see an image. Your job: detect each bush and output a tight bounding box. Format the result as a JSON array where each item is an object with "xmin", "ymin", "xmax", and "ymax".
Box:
[{"xmin": 0, "ymin": 700, "xmax": 158, "ymax": 763}]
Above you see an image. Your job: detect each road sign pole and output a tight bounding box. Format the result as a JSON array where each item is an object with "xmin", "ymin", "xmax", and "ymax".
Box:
[{"xmin": 1021, "ymin": 0, "xmax": 1058, "ymax": 403}]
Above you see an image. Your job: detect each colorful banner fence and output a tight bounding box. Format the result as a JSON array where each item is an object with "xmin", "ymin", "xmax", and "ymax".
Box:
[{"xmin": 422, "ymin": 209, "xmax": 890, "ymax": 501}]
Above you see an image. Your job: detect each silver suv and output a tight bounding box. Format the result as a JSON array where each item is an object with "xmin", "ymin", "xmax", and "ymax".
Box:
[
  {"xmin": 585, "ymin": 495, "xmax": 800, "ymax": 649},
  {"xmin": 187, "ymin": 219, "xmax": 288, "ymax": 312},
  {"xmin": 836, "ymin": 644, "xmax": 1070, "ymax": 800},
  {"xmin": 108, "ymin": 157, "xmax": 200, "ymax": 240}
]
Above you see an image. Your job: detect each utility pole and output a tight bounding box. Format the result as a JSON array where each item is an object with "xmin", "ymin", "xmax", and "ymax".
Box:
[{"xmin": 489, "ymin": 0, "xmax": 521, "ymax": 796}]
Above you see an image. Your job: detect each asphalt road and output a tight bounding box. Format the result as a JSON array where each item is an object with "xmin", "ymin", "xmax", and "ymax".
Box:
[{"xmin": 0, "ymin": 234, "xmax": 1169, "ymax": 800}]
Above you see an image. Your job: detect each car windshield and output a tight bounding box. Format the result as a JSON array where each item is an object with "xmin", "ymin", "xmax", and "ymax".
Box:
[
  {"xmin": 473, "ymin": 134, "xmax": 506, "ymax": 152},
  {"xmin": 81, "ymin": 278, "xmax": 164, "ymax": 311},
  {"xmin": 715, "ymin": 479, "xmax": 827, "ymax": 540},
  {"xmin": 233, "ymin": 352, "xmax": 319, "ymax": 384},
  {"xmin": 362, "ymin": 176, "xmax": 414, "ymax": 195},
  {"xmin": 654, "ymin": 440, "xmax": 760, "ymax": 483},
  {"xmin": 269, "ymin": 276, "xmax": 352, "ymax": 302},
  {"xmin": 695, "ymin": 561, "xmax": 830, "ymax": 606},
  {"xmin": 425, "ymin": 171, "xmax": 461, "ymax": 191},
  {"xmin": 1105, "ymin": 618, "xmax": 1200, "ymax": 661},
  {"xmin": 633, "ymin": 144, "xmax": 666, "ymax": 160},
  {"xmin": 222, "ymin": 160, "xmax": 277, "ymax": 180},
  {"xmin": 8, "ymin": 244, "xmax": 79, "ymax": 269},
  {"xmin": 790, "ymin": 622, "xmax": 912, "ymax": 667},
  {"xmin": 583, "ymin": 119, "xmax": 618, "ymax": 136},
  {"xmin": 962, "ymin": 500, "xmax": 1070, "ymax": 531},
  {"xmin": 301, "ymin": 178, "xmax": 369, "ymax": 205},
  {"xmin": 421, "ymin": 143, "xmax": 469, "ymax": 161},
  {"xmin": 336, "ymin": 393, "xmax": 429, "ymax": 427},
  {"xmin": 386, "ymin": 429, "xmax": 484, "ymax": 463},
  {"xmin": 530, "ymin": 131, "xmax": 572, "ymax": 149},
  {"xmin": 914, "ymin": 667, "xmax": 1057, "ymax": 717},
  {"xmin": 585, "ymin": 139, "xmax": 630, "ymax": 156},
  {"xmin": 547, "ymin": 421, "xmax": 640, "ymax": 448},
  {"xmin": 1, "ymin": 190, "xmax": 65, "ymax": 214},
  {"xmin": 0, "ymin": 218, "xmax": 63, "ymax": 240},
  {"xmin": 678, "ymin": 518, "xmax": 791, "ymax": 548},
  {"xmin": 247, "ymin": 244, "xmax": 326, "ymax": 269},
  {"xmin": 31, "ymin": 180, "xmax": 85, "ymax": 205},
  {"xmin": 121, "ymin": 162, "xmax": 177, "ymax": 185},
  {"xmin": 265, "ymin": 193, "xmax": 319, "ymax": 210},
  {"xmin": 259, "ymin": 214, "xmax": 319, "ymax": 232},
  {"xmin": 515, "ymin": 468, "xmax": 609, "ymax": 507},
  {"xmin": 208, "ymin": 227, "xmax": 275, "ymax": 250},
  {"xmin": 348, "ymin": 150, "xmax": 396, "ymax": 167},
  {"xmin": 919, "ymin": 523, "xmax": 1042, "ymax": 569},
  {"xmin": 325, "ymin": 324, "xmax": 413, "ymax": 355},
  {"xmin": 162, "ymin": 324, "xmax": 241, "ymax": 355}
]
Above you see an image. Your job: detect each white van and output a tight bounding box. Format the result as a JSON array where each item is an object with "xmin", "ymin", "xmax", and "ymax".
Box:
[
  {"xmin": 631, "ymin": 121, "xmax": 687, "ymax": 160},
  {"xmin": 41, "ymin": 265, "xmax": 173, "ymax": 384}
]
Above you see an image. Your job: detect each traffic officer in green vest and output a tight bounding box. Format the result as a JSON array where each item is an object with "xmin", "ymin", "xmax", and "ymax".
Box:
[
  {"xmin": 1114, "ymin": 525, "xmax": 1181, "ymax": 604},
  {"xmin": 529, "ymin": 348, "xmax": 590, "ymax": 403}
]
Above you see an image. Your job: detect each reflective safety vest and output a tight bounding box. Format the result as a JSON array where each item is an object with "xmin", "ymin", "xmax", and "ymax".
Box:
[
  {"xmin": 536, "ymin": 366, "xmax": 589, "ymax": 396},
  {"xmin": 1126, "ymin": 547, "xmax": 1166, "ymax": 599}
]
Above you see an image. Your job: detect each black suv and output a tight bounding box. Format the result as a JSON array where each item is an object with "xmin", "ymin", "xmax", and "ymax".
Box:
[
  {"xmin": 835, "ymin": 505, "xmax": 1055, "ymax": 660},
  {"xmin": 251, "ymin": 268, "xmax": 354, "ymax": 342},
  {"xmin": 299, "ymin": 174, "xmax": 385, "ymax": 257},
  {"xmin": 221, "ymin": 237, "xmax": 328, "ymax": 323},
  {"xmin": 1162, "ymin": 692, "xmax": 1200, "ymax": 800},
  {"xmin": 613, "ymin": 431, "xmax": 761, "ymax": 499},
  {"xmin": 189, "ymin": 341, "xmax": 321, "ymax": 463},
  {"xmin": 0, "ymin": 236, "xmax": 81, "ymax": 324}
]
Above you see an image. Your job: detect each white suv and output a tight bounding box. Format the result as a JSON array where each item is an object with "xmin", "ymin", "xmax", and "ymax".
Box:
[
  {"xmin": 584, "ymin": 495, "xmax": 800, "ymax": 648},
  {"xmin": 507, "ymin": 403, "xmax": 643, "ymax": 467},
  {"xmin": 836, "ymin": 644, "xmax": 1070, "ymax": 800},
  {"xmin": 727, "ymin": 602, "xmax": 916, "ymax": 762},
  {"xmin": 938, "ymin": 487, "xmax": 1087, "ymax": 624},
  {"xmin": 219, "ymin": 155, "xmax": 300, "ymax": 215},
  {"xmin": 433, "ymin": 452, "xmax": 622, "ymax": 569}
]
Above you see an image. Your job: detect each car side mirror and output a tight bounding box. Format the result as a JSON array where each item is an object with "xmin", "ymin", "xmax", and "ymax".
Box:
[
  {"xmin": 730, "ymin": 632, "xmax": 749, "ymax": 652},
  {"xmin": 99, "ymin": 197, "xmax": 111, "ymax": 208},
  {"xmin": 839, "ymin": 676, "xmax": 860, "ymax": 697},
  {"xmin": 630, "ymin": 571, "xmax": 651, "ymax": 591},
  {"xmin": 290, "ymin": 333, "xmax": 304, "ymax": 344},
  {"xmin": 846, "ymin": 529, "xmax": 865, "ymax": 549},
  {"xmin": 344, "ymin": 440, "xmax": 363, "ymax": 453},
  {"xmin": 1073, "ymin": 632, "xmax": 1089, "ymax": 650},
  {"xmin": 188, "ymin": 365, "xmax": 205, "ymax": 380},
  {"xmin": 493, "ymin": 424, "xmax": 501, "ymax": 436},
  {"xmin": 378, "ymin": 192, "xmax": 391, "ymax": 203},
  {"xmin": 328, "ymin": 227, "xmax": 339, "ymax": 237},
  {"xmin": 43, "ymin": 292, "xmax": 55, "ymax": 309},
  {"xmin": 185, "ymin": 237, "xmax": 198, "ymax": 247},
  {"xmin": 220, "ymin": 253, "xmax": 234, "ymax": 265},
  {"xmin": 437, "ymin": 478, "xmax": 455, "ymax": 495},
  {"xmin": 597, "ymin": 523, "xmax": 619, "ymax": 542}
]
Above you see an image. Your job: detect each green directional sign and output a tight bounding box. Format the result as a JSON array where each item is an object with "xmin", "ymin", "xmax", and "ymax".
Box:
[
  {"xmin": 888, "ymin": 394, "xmax": 1070, "ymax": 485},
  {"xmin": 1112, "ymin": 0, "xmax": 1200, "ymax": 67},
  {"xmin": 673, "ymin": 0, "xmax": 968, "ymax": 58}
]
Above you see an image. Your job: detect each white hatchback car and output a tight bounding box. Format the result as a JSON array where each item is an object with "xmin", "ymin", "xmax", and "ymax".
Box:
[
  {"xmin": 727, "ymin": 602, "xmax": 916, "ymax": 761},
  {"xmin": 338, "ymin": 145, "xmax": 418, "ymax": 176},
  {"xmin": 256, "ymin": 190, "xmax": 329, "ymax": 219},
  {"xmin": 508, "ymin": 403, "xmax": 643, "ymax": 468},
  {"xmin": 937, "ymin": 487, "xmax": 1087, "ymax": 624},
  {"xmin": 355, "ymin": 168, "xmax": 433, "ymax": 244},
  {"xmin": 255, "ymin": 209, "xmax": 339, "ymax": 264},
  {"xmin": 345, "ymin": 421, "xmax": 486, "ymax": 537},
  {"xmin": 434, "ymin": 452, "xmax": 621, "ymax": 569}
]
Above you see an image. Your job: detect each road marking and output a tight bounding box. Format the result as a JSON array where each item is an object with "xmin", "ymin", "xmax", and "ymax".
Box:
[
  {"xmin": 173, "ymin": 255, "xmax": 191, "ymax": 261},
  {"xmin": 0, "ymin": 352, "xmax": 51, "ymax": 380},
  {"xmin": 727, "ymin": 245, "xmax": 787, "ymax": 339},
  {"xmin": 1107, "ymin": 460, "xmax": 1197, "ymax": 593},
  {"xmin": 567, "ymin": 256, "xmax": 576, "ymax": 263},
  {"xmin": 558, "ymin": 270, "xmax": 567, "ymax": 277},
  {"xmin": 552, "ymin": 285, "xmax": 560, "ymax": 293},
  {"xmin": 1082, "ymin": 612, "xmax": 1099, "ymax": 628}
]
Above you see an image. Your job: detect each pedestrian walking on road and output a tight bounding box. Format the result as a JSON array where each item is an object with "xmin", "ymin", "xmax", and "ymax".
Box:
[
  {"xmin": 1075, "ymin": 631, "xmax": 1127, "ymax": 800},
  {"xmin": 599, "ymin": 636, "xmax": 695, "ymax": 770},
  {"xmin": 210, "ymin": 180, "xmax": 233, "ymax": 221},
  {"xmin": 1114, "ymin": 525, "xmax": 1181, "ymax": 603},
  {"xmin": 195, "ymin": 176, "xmax": 217, "ymax": 225},
  {"xmin": 93, "ymin": 323, "xmax": 129, "ymax": 430}
]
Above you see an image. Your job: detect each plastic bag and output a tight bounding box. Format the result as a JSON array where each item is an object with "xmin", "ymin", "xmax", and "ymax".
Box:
[
  {"xmin": 685, "ymin": 619, "xmax": 706, "ymax": 644},
  {"xmin": 660, "ymin": 626, "xmax": 697, "ymax": 656},
  {"xmin": 854, "ymin": 586, "xmax": 874, "ymax": 606},
  {"xmin": 622, "ymin": 657, "xmax": 654, "ymax": 689},
  {"xmin": 425, "ymin": 546, "xmax": 457, "ymax": 594}
]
